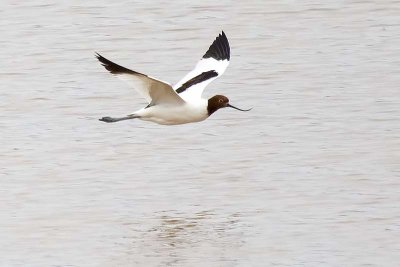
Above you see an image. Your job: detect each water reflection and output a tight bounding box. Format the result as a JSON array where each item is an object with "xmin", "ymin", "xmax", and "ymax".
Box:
[
  {"xmin": 123, "ymin": 210, "xmax": 244, "ymax": 266},
  {"xmin": 154, "ymin": 212, "xmax": 206, "ymax": 248}
]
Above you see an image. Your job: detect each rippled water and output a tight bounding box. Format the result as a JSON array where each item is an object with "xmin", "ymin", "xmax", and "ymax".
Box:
[{"xmin": 1, "ymin": 1, "xmax": 399, "ymax": 266}]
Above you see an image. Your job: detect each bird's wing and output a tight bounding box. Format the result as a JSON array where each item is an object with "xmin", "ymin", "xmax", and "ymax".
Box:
[
  {"xmin": 173, "ymin": 31, "xmax": 230, "ymax": 102},
  {"xmin": 96, "ymin": 53, "xmax": 185, "ymax": 105}
]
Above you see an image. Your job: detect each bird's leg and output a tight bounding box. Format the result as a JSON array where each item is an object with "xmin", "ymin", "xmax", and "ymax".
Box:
[{"xmin": 99, "ymin": 114, "xmax": 140, "ymax": 123}]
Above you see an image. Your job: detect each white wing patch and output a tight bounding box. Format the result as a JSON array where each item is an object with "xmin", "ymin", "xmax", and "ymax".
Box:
[{"xmin": 173, "ymin": 31, "xmax": 231, "ymax": 102}]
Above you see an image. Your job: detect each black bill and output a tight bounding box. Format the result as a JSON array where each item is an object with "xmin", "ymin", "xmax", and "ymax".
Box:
[{"xmin": 227, "ymin": 103, "xmax": 252, "ymax": 112}]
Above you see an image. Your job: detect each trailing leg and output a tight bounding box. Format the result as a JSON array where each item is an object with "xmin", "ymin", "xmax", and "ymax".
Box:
[{"xmin": 99, "ymin": 114, "xmax": 140, "ymax": 123}]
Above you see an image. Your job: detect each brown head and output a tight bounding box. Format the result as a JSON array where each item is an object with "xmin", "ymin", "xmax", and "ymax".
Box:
[{"xmin": 207, "ymin": 95, "xmax": 252, "ymax": 116}]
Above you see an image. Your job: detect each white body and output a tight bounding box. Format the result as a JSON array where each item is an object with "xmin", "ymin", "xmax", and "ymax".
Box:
[{"xmin": 134, "ymin": 99, "xmax": 208, "ymax": 125}]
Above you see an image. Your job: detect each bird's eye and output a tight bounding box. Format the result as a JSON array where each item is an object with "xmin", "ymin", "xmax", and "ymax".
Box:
[{"xmin": 219, "ymin": 99, "xmax": 223, "ymax": 103}]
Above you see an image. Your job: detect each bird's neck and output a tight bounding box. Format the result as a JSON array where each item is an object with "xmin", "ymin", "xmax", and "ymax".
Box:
[{"xmin": 207, "ymin": 98, "xmax": 220, "ymax": 116}]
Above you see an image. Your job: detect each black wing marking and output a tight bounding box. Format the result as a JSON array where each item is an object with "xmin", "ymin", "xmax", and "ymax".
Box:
[
  {"xmin": 95, "ymin": 52, "xmax": 146, "ymax": 77},
  {"xmin": 175, "ymin": 70, "xmax": 218, "ymax": 94},
  {"xmin": 202, "ymin": 31, "xmax": 230, "ymax": 61}
]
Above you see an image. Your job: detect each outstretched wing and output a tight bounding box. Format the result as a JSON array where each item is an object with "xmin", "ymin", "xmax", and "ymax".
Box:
[
  {"xmin": 173, "ymin": 31, "xmax": 230, "ymax": 102},
  {"xmin": 96, "ymin": 53, "xmax": 185, "ymax": 105}
]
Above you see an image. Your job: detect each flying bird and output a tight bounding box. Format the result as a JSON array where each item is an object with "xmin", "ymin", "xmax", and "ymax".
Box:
[{"xmin": 96, "ymin": 31, "xmax": 251, "ymax": 125}]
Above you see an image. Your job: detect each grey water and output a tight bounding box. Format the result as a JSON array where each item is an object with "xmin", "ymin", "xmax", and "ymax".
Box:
[{"xmin": 1, "ymin": 1, "xmax": 399, "ymax": 266}]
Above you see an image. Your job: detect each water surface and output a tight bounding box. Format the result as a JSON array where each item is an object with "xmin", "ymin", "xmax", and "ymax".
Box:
[{"xmin": 1, "ymin": 1, "xmax": 399, "ymax": 266}]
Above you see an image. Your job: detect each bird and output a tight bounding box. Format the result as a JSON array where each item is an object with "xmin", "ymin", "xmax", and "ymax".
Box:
[{"xmin": 96, "ymin": 31, "xmax": 251, "ymax": 125}]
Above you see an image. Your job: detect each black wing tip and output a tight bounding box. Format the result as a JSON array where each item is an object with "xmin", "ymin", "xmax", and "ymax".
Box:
[
  {"xmin": 95, "ymin": 52, "xmax": 116, "ymax": 72},
  {"xmin": 94, "ymin": 52, "xmax": 139, "ymax": 75},
  {"xmin": 202, "ymin": 31, "xmax": 230, "ymax": 61},
  {"xmin": 95, "ymin": 52, "xmax": 106, "ymax": 62}
]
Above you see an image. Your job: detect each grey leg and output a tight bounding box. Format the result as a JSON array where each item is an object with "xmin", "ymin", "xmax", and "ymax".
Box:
[{"xmin": 99, "ymin": 114, "xmax": 139, "ymax": 123}]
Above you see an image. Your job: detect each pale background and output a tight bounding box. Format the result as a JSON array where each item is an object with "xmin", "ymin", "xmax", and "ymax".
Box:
[{"xmin": 1, "ymin": 1, "xmax": 399, "ymax": 266}]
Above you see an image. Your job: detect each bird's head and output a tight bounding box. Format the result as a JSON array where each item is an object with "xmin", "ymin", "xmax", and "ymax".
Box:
[{"xmin": 207, "ymin": 95, "xmax": 252, "ymax": 115}]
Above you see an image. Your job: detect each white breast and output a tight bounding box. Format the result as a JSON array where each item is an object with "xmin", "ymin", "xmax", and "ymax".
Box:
[{"xmin": 134, "ymin": 100, "xmax": 208, "ymax": 125}]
